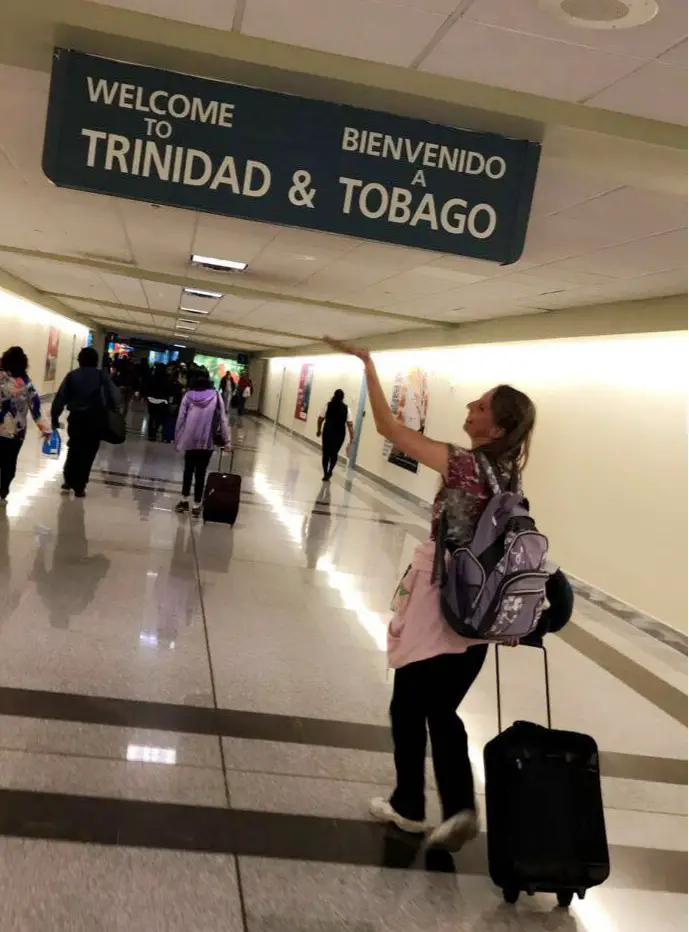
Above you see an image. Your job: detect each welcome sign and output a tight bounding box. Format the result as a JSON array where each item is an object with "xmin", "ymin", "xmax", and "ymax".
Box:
[{"xmin": 43, "ymin": 49, "xmax": 541, "ymax": 264}]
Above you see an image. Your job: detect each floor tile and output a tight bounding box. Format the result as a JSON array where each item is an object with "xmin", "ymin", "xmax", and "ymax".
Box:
[
  {"xmin": 0, "ymin": 716, "xmax": 222, "ymax": 769},
  {"xmin": 239, "ymin": 858, "xmax": 581, "ymax": 931},
  {"xmin": 0, "ymin": 747, "xmax": 227, "ymax": 806},
  {"xmin": 0, "ymin": 838, "xmax": 244, "ymax": 931},
  {"xmin": 228, "ymin": 770, "xmax": 443, "ymax": 824}
]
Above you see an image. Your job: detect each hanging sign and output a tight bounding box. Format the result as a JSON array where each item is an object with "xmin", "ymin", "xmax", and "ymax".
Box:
[{"xmin": 43, "ymin": 49, "xmax": 541, "ymax": 264}]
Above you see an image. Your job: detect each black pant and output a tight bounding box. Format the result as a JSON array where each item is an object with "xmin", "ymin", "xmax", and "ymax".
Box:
[
  {"xmin": 322, "ymin": 431, "xmax": 345, "ymax": 478},
  {"xmin": 390, "ymin": 647, "xmax": 488, "ymax": 823},
  {"xmin": 182, "ymin": 449, "xmax": 213, "ymax": 503},
  {"xmin": 148, "ymin": 402, "xmax": 169, "ymax": 440},
  {"xmin": 0, "ymin": 436, "xmax": 22, "ymax": 498},
  {"xmin": 119, "ymin": 386, "xmax": 133, "ymax": 418},
  {"xmin": 64, "ymin": 411, "xmax": 101, "ymax": 494}
]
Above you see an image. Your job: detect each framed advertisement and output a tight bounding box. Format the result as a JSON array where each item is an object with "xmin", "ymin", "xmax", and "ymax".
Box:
[
  {"xmin": 44, "ymin": 326, "xmax": 60, "ymax": 382},
  {"xmin": 383, "ymin": 368, "xmax": 429, "ymax": 473},
  {"xmin": 294, "ymin": 364, "xmax": 314, "ymax": 422}
]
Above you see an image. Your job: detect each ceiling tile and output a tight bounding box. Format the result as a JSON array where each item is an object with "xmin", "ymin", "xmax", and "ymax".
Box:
[
  {"xmin": 142, "ymin": 281, "xmax": 183, "ymax": 312},
  {"xmin": 463, "ymin": 0, "xmax": 688, "ymax": 60},
  {"xmin": 98, "ymin": 273, "xmax": 149, "ymax": 308},
  {"xmin": 88, "ymin": 0, "xmax": 238, "ymax": 28},
  {"xmin": 529, "ymin": 160, "xmax": 619, "ymax": 217},
  {"xmin": 421, "ymin": 19, "xmax": 643, "ymax": 101},
  {"xmin": 241, "ymin": 0, "xmax": 447, "ymax": 66},
  {"xmin": 551, "ymin": 229, "xmax": 688, "ymax": 278},
  {"xmin": 585, "ymin": 60, "xmax": 688, "ymax": 125},
  {"xmin": 551, "ymin": 186, "xmax": 687, "ymax": 239},
  {"xmin": 658, "ymin": 38, "xmax": 688, "ymax": 66}
]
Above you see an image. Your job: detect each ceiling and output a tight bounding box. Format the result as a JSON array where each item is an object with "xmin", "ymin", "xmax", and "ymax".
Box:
[
  {"xmin": 89, "ymin": 0, "xmax": 688, "ymax": 124},
  {"xmin": 0, "ymin": 0, "xmax": 685, "ymax": 354}
]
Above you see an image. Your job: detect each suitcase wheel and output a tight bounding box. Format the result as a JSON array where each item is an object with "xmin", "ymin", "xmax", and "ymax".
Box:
[
  {"xmin": 502, "ymin": 888, "xmax": 520, "ymax": 905},
  {"xmin": 556, "ymin": 891, "xmax": 574, "ymax": 909}
]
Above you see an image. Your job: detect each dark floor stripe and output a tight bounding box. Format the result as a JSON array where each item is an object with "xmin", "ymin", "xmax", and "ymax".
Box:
[
  {"xmin": 0, "ymin": 686, "xmax": 684, "ymax": 785},
  {"xmin": 0, "ymin": 788, "xmax": 684, "ymax": 893},
  {"xmin": 559, "ymin": 624, "xmax": 688, "ymax": 727}
]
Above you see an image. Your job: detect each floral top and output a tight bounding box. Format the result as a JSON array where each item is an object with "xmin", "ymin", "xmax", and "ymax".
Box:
[
  {"xmin": 430, "ymin": 444, "xmax": 516, "ymax": 545},
  {"xmin": 0, "ymin": 371, "xmax": 47, "ymax": 441}
]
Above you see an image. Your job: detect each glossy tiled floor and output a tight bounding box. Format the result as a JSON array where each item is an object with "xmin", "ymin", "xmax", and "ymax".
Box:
[{"xmin": 0, "ymin": 409, "xmax": 685, "ymax": 931}]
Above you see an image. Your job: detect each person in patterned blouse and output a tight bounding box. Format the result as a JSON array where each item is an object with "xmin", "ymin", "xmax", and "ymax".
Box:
[
  {"xmin": 0, "ymin": 346, "xmax": 50, "ymax": 503},
  {"xmin": 325, "ymin": 337, "xmax": 536, "ymax": 854}
]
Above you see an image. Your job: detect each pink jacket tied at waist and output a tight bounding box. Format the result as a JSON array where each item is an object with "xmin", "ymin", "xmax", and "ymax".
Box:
[{"xmin": 388, "ymin": 540, "xmax": 486, "ymax": 669}]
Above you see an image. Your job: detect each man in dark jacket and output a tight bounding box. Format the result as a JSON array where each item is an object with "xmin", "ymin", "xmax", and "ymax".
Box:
[{"xmin": 52, "ymin": 347, "xmax": 119, "ymax": 497}]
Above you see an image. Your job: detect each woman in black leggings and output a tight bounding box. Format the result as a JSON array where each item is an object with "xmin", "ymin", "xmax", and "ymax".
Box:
[
  {"xmin": 316, "ymin": 389, "xmax": 354, "ymax": 482},
  {"xmin": 326, "ymin": 337, "xmax": 539, "ymax": 852}
]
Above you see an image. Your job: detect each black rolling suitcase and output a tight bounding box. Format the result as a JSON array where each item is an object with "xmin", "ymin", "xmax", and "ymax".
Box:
[
  {"xmin": 484, "ymin": 645, "xmax": 610, "ymax": 909},
  {"xmin": 202, "ymin": 450, "xmax": 241, "ymax": 526}
]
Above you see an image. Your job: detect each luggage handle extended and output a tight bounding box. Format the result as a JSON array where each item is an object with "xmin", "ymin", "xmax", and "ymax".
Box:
[
  {"xmin": 217, "ymin": 447, "xmax": 234, "ymax": 473},
  {"xmin": 495, "ymin": 643, "xmax": 552, "ymax": 734}
]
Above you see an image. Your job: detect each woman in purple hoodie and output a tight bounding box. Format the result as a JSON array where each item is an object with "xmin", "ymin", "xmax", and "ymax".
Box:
[{"xmin": 174, "ymin": 369, "xmax": 231, "ymax": 517}]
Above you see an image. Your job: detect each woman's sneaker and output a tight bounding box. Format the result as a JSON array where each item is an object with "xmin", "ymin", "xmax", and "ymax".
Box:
[
  {"xmin": 427, "ymin": 810, "xmax": 479, "ymax": 852},
  {"xmin": 174, "ymin": 500, "xmax": 189, "ymax": 514},
  {"xmin": 191, "ymin": 503, "xmax": 202, "ymax": 518},
  {"xmin": 369, "ymin": 797, "xmax": 426, "ymax": 835}
]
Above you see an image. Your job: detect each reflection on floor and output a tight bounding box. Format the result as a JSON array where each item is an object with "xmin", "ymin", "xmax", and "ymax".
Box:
[{"xmin": 0, "ymin": 409, "xmax": 685, "ymax": 931}]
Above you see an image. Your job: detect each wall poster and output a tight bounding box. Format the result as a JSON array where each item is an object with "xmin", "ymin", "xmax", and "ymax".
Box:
[
  {"xmin": 294, "ymin": 363, "xmax": 314, "ymax": 422},
  {"xmin": 44, "ymin": 326, "xmax": 60, "ymax": 382},
  {"xmin": 383, "ymin": 368, "xmax": 429, "ymax": 474}
]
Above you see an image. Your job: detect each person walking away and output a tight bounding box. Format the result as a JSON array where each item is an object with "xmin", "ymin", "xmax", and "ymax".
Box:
[
  {"xmin": 134, "ymin": 358, "xmax": 150, "ymax": 399},
  {"xmin": 0, "ymin": 346, "xmax": 51, "ymax": 504},
  {"xmin": 236, "ymin": 374, "xmax": 252, "ymax": 420},
  {"xmin": 174, "ymin": 369, "xmax": 231, "ymax": 518},
  {"xmin": 325, "ymin": 336, "xmax": 536, "ymax": 852},
  {"xmin": 163, "ymin": 369, "xmax": 183, "ymax": 443},
  {"xmin": 219, "ymin": 372, "xmax": 234, "ymax": 414},
  {"xmin": 112, "ymin": 354, "xmax": 136, "ymax": 418},
  {"xmin": 51, "ymin": 347, "xmax": 119, "ymax": 498},
  {"xmin": 316, "ymin": 389, "xmax": 355, "ymax": 481},
  {"xmin": 146, "ymin": 363, "xmax": 171, "ymax": 442}
]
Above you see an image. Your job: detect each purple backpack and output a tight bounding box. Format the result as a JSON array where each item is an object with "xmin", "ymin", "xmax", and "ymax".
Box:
[{"xmin": 437, "ymin": 453, "xmax": 549, "ymax": 641}]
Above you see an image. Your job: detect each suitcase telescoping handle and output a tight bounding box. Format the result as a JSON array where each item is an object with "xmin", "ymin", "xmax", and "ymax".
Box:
[
  {"xmin": 495, "ymin": 644, "xmax": 552, "ymax": 734},
  {"xmin": 217, "ymin": 448, "xmax": 234, "ymax": 473}
]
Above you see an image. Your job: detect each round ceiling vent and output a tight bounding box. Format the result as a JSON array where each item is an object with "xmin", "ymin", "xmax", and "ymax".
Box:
[{"xmin": 539, "ymin": 0, "xmax": 659, "ymax": 30}]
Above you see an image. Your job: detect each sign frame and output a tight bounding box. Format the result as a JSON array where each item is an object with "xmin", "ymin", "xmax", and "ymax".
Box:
[{"xmin": 43, "ymin": 48, "xmax": 541, "ymax": 265}]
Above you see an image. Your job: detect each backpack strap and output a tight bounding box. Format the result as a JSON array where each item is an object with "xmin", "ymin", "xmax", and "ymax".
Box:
[{"xmin": 475, "ymin": 452, "xmax": 504, "ymax": 497}]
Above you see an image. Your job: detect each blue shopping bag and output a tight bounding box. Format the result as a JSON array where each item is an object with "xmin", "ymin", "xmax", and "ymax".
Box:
[{"xmin": 42, "ymin": 429, "xmax": 61, "ymax": 457}]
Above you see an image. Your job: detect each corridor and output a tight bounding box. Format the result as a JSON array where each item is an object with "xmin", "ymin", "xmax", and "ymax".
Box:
[{"xmin": 0, "ymin": 413, "xmax": 685, "ymax": 931}]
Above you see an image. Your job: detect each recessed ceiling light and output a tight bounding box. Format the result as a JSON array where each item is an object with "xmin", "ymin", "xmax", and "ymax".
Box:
[
  {"xmin": 179, "ymin": 306, "xmax": 210, "ymax": 315},
  {"xmin": 183, "ymin": 287, "xmax": 223, "ymax": 299},
  {"xmin": 178, "ymin": 318, "xmax": 201, "ymax": 326},
  {"xmin": 176, "ymin": 322, "xmax": 198, "ymax": 331},
  {"xmin": 190, "ymin": 254, "xmax": 247, "ymax": 272}
]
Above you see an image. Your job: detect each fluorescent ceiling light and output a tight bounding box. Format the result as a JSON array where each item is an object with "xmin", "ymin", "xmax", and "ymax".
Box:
[
  {"xmin": 173, "ymin": 343, "xmax": 186, "ymax": 348},
  {"xmin": 179, "ymin": 306, "xmax": 210, "ymax": 315},
  {"xmin": 176, "ymin": 323, "xmax": 198, "ymax": 332},
  {"xmin": 190, "ymin": 254, "xmax": 247, "ymax": 272},
  {"xmin": 178, "ymin": 318, "xmax": 200, "ymax": 327},
  {"xmin": 183, "ymin": 287, "xmax": 222, "ymax": 299}
]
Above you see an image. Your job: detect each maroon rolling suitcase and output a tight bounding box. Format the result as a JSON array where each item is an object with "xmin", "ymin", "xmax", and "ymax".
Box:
[{"xmin": 202, "ymin": 450, "xmax": 241, "ymax": 526}]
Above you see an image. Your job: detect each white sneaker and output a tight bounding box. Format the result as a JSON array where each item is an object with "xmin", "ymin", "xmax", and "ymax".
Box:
[
  {"xmin": 427, "ymin": 810, "xmax": 480, "ymax": 852},
  {"xmin": 369, "ymin": 797, "xmax": 427, "ymax": 835}
]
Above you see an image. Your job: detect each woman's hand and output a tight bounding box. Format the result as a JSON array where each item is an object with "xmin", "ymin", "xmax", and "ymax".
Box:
[{"xmin": 323, "ymin": 336, "xmax": 370, "ymax": 364}]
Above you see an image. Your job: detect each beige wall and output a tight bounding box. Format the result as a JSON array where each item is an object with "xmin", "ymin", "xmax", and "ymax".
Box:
[
  {"xmin": 264, "ymin": 331, "xmax": 688, "ymax": 631},
  {"xmin": 0, "ymin": 288, "xmax": 89, "ymax": 396}
]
